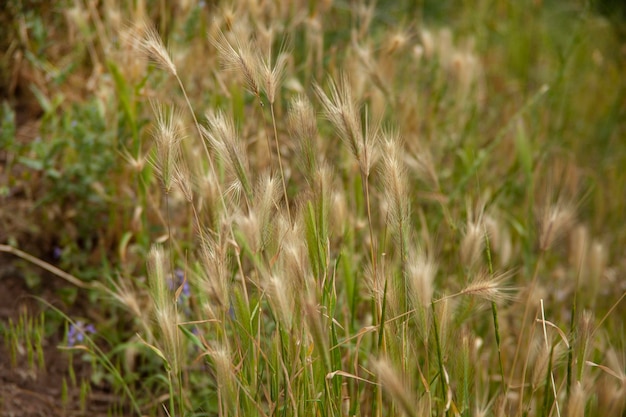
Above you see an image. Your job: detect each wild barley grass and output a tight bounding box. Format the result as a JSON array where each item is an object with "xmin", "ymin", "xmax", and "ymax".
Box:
[
  {"xmin": 118, "ymin": 4, "xmax": 625, "ymax": 415},
  {"xmin": 3, "ymin": 1, "xmax": 625, "ymax": 416}
]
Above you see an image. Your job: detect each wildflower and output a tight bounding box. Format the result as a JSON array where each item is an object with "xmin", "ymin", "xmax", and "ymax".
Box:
[
  {"xmin": 168, "ymin": 268, "xmax": 190, "ymax": 302},
  {"xmin": 67, "ymin": 321, "xmax": 96, "ymax": 347},
  {"xmin": 52, "ymin": 246, "xmax": 63, "ymax": 260}
]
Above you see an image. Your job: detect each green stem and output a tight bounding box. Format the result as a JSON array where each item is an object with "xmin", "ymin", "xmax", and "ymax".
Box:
[
  {"xmin": 271, "ymin": 103, "xmax": 292, "ymax": 224},
  {"xmin": 484, "ymin": 229, "xmax": 506, "ymax": 393},
  {"xmin": 431, "ymin": 302, "xmax": 448, "ymax": 416}
]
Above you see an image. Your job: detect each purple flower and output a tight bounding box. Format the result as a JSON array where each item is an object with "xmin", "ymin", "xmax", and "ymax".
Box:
[
  {"xmin": 67, "ymin": 321, "xmax": 96, "ymax": 346},
  {"xmin": 52, "ymin": 246, "xmax": 63, "ymax": 260},
  {"xmin": 168, "ymin": 268, "xmax": 190, "ymax": 302}
]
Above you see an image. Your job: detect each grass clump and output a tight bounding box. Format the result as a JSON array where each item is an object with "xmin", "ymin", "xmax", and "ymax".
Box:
[{"xmin": 1, "ymin": 0, "xmax": 625, "ymax": 416}]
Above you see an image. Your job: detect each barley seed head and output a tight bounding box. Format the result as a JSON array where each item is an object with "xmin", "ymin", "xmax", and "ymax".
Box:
[
  {"xmin": 135, "ymin": 23, "xmax": 177, "ymax": 77},
  {"xmin": 407, "ymin": 247, "xmax": 437, "ymax": 308}
]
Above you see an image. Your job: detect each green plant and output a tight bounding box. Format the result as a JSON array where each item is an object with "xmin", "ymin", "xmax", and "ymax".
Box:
[
  {"xmin": 3, "ymin": 311, "xmax": 46, "ymax": 372},
  {"xmin": 2, "ymin": 1, "xmax": 625, "ymax": 416}
]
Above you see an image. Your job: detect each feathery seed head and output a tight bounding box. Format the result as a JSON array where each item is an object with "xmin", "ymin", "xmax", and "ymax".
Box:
[
  {"xmin": 420, "ymin": 29, "xmax": 435, "ymax": 58},
  {"xmin": 118, "ymin": 25, "xmax": 149, "ymax": 81},
  {"xmin": 380, "ymin": 131, "xmax": 410, "ymax": 244},
  {"xmin": 146, "ymin": 245, "xmax": 181, "ymax": 373},
  {"xmin": 371, "ymin": 357, "xmax": 419, "ymax": 417},
  {"xmin": 458, "ymin": 270, "xmax": 516, "ymax": 304},
  {"xmin": 304, "ymin": 14, "xmax": 323, "ymax": 75},
  {"xmin": 198, "ymin": 236, "xmax": 230, "ymax": 315},
  {"xmin": 258, "ymin": 48, "xmax": 288, "ymax": 105},
  {"xmin": 289, "ymin": 95, "xmax": 319, "ymax": 180},
  {"xmin": 413, "ymin": 44, "xmax": 424, "ymax": 61},
  {"xmin": 311, "ymin": 164, "xmax": 333, "ymax": 202},
  {"xmin": 202, "ymin": 110, "xmax": 252, "ymax": 199},
  {"xmin": 364, "ymin": 262, "xmax": 387, "ymax": 310},
  {"xmin": 314, "ymin": 75, "xmax": 364, "ymax": 164},
  {"xmin": 405, "ymin": 145, "xmax": 439, "ymax": 189},
  {"xmin": 211, "ymin": 345, "xmax": 236, "ymax": 409},
  {"xmin": 121, "ymin": 148, "xmax": 147, "ymax": 173},
  {"xmin": 588, "ymin": 240, "xmax": 607, "ymax": 286},
  {"xmin": 329, "ymin": 191, "xmax": 348, "ymax": 236},
  {"xmin": 236, "ymin": 174, "xmax": 279, "ymax": 253},
  {"xmin": 435, "ymin": 28, "xmax": 454, "ymax": 67},
  {"xmin": 147, "ymin": 245, "xmax": 170, "ymax": 312},
  {"xmin": 351, "ymin": 39, "xmax": 390, "ymax": 101},
  {"xmin": 575, "ymin": 310, "xmax": 594, "ymax": 375},
  {"xmin": 451, "ymin": 50, "xmax": 482, "ymax": 101},
  {"xmin": 538, "ymin": 200, "xmax": 576, "ymax": 252},
  {"xmin": 172, "ymin": 161, "xmax": 193, "ymax": 203},
  {"xmin": 221, "ymin": 6, "xmax": 235, "ymax": 31},
  {"xmin": 211, "ymin": 27, "xmax": 260, "ymax": 97},
  {"xmin": 353, "ymin": 2, "xmax": 376, "ymax": 37},
  {"xmin": 362, "ymin": 111, "xmax": 382, "ymax": 176},
  {"xmin": 407, "ymin": 248, "xmax": 437, "ymax": 308},
  {"xmin": 530, "ymin": 339, "xmax": 565, "ymax": 389},
  {"xmin": 235, "ymin": 209, "xmax": 260, "ymax": 254},
  {"xmin": 280, "ymin": 222, "xmax": 313, "ymax": 296},
  {"xmin": 303, "ymin": 300, "xmax": 330, "ymax": 368},
  {"xmin": 460, "ymin": 203, "xmax": 485, "ymax": 268},
  {"xmin": 152, "ymin": 102, "xmax": 185, "ymax": 148},
  {"xmin": 195, "ymin": 168, "xmax": 221, "ymax": 219},
  {"xmin": 107, "ymin": 277, "xmax": 144, "ymax": 324},
  {"xmin": 567, "ymin": 382, "xmax": 586, "ymax": 417},
  {"xmin": 569, "ymin": 224, "xmax": 588, "ymax": 270},
  {"xmin": 150, "ymin": 102, "xmax": 185, "ymax": 193},
  {"xmin": 267, "ymin": 274, "xmax": 294, "ymax": 329},
  {"xmin": 255, "ymin": 174, "xmax": 280, "ymax": 250},
  {"xmin": 484, "ymin": 214, "xmax": 513, "ymax": 267},
  {"xmin": 383, "ymin": 30, "xmax": 410, "ymax": 55},
  {"xmin": 529, "ymin": 338, "xmax": 550, "ymax": 389},
  {"xmin": 288, "ymin": 95, "xmax": 317, "ymax": 140},
  {"xmin": 537, "ymin": 158, "xmax": 579, "ymax": 251},
  {"xmin": 136, "ymin": 24, "xmax": 177, "ymax": 76}
]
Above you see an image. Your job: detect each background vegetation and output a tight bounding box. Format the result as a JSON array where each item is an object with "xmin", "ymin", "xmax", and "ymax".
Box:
[{"xmin": 1, "ymin": 0, "xmax": 624, "ymax": 416}]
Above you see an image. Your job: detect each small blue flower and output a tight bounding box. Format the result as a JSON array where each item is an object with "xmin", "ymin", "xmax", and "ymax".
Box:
[
  {"xmin": 169, "ymin": 268, "xmax": 191, "ymax": 302},
  {"xmin": 174, "ymin": 268, "xmax": 184, "ymax": 281},
  {"xmin": 67, "ymin": 321, "xmax": 96, "ymax": 347},
  {"xmin": 52, "ymin": 246, "xmax": 63, "ymax": 260}
]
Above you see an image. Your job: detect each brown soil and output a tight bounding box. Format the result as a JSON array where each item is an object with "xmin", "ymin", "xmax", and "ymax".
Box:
[
  {"xmin": 1, "ymin": 21, "xmax": 136, "ymax": 415},
  {"xmin": 0, "ymin": 257, "xmax": 126, "ymax": 417}
]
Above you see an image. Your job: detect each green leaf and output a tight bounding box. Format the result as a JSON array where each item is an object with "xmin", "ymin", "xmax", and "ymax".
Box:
[
  {"xmin": 18, "ymin": 157, "xmax": 44, "ymax": 171},
  {"xmin": 514, "ymin": 118, "xmax": 533, "ymax": 178}
]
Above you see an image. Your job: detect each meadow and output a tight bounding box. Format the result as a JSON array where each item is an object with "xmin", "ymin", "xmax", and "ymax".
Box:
[{"xmin": 0, "ymin": 1, "xmax": 625, "ymax": 416}]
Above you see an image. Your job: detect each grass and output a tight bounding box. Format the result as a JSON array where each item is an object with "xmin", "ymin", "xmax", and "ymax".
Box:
[{"xmin": 1, "ymin": 0, "xmax": 625, "ymax": 416}]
